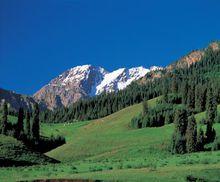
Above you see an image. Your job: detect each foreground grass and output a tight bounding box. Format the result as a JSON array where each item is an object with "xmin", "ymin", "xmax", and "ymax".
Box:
[{"xmin": 1, "ymin": 150, "xmax": 220, "ymax": 181}]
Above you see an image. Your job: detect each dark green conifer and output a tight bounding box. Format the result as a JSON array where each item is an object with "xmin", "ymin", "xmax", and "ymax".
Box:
[
  {"xmin": 197, "ymin": 128, "xmax": 204, "ymax": 151},
  {"xmin": 206, "ymin": 88, "xmax": 217, "ymax": 124},
  {"xmin": 24, "ymin": 111, "xmax": 31, "ymax": 136},
  {"xmin": 186, "ymin": 115, "xmax": 197, "ymax": 153},
  {"xmin": 187, "ymin": 85, "xmax": 195, "ymax": 109},
  {"xmin": 16, "ymin": 108, "xmax": 24, "ymax": 137},
  {"xmin": 142, "ymin": 100, "xmax": 148, "ymax": 116},
  {"xmin": 1, "ymin": 102, "xmax": 8, "ymax": 135},
  {"xmin": 171, "ymin": 109, "xmax": 188, "ymax": 154},
  {"xmin": 31, "ymin": 103, "xmax": 40, "ymax": 141}
]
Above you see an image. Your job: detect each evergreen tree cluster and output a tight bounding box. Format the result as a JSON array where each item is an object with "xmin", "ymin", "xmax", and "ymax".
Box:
[
  {"xmin": 131, "ymin": 101, "xmax": 176, "ymax": 128},
  {"xmin": 171, "ymin": 107, "xmax": 216, "ymax": 154},
  {"xmin": 0, "ymin": 103, "xmax": 40, "ymax": 141},
  {"xmin": 0, "ymin": 102, "xmax": 66, "ymax": 152}
]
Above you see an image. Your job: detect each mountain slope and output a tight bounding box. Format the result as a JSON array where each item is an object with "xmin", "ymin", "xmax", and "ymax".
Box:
[
  {"xmin": 0, "ymin": 88, "xmax": 40, "ymax": 112},
  {"xmin": 34, "ymin": 65, "xmax": 161, "ymax": 109},
  {"xmin": 34, "ymin": 65, "xmax": 107, "ymax": 110}
]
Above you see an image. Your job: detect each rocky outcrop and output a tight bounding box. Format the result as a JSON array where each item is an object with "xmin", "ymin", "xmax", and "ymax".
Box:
[{"xmin": 167, "ymin": 50, "xmax": 205, "ymax": 70}]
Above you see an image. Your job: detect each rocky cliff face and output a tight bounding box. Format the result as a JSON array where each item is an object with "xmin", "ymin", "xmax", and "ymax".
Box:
[
  {"xmin": 34, "ymin": 65, "xmax": 162, "ymax": 109},
  {"xmin": 167, "ymin": 50, "xmax": 205, "ymax": 70},
  {"xmin": 34, "ymin": 65, "xmax": 107, "ymax": 110}
]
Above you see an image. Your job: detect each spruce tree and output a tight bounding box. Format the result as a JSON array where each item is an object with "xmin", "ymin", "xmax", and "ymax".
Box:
[
  {"xmin": 165, "ymin": 112, "xmax": 172, "ymax": 124},
  {"xmin": 24, "ymin": 111, "xmax": 31, "ymax": 136},
  {"xmin": 1, "ymin": 102, "xmax": 8, "ymax": 135},
  {"xmin": 164, "ymin": 93, "xmax": 168, "ymax": 103},
  {"xmin": 172, "ymin": 76, "xmax": 178, "ymax": 93},
  {"xmin": 205, "ymin": 122, "xmax": 216, "ymax": 143},
  {"xmin": 205, "ymin": 87, "xmax": 217, "ymax": 143},
  {"xmin": 181, "ymin": 81, "xmax": 188, "ymax": 105},
  {"xmin": 197, "ymin": 128, "xmax": 204, "ymax": 151},
  {"xmin": 186, "ymin": 115, "xmax": 197, "ymax": 153},
  {"xmin": 187, "ymin": 85, "xmax": 195, "ymax": 109},
  {"xmin": 31, "ymin": 103, "xmax": 40, "ymax": 141},
  {"xmin": 16, "ymin": 108, "xmax": 24, "ymax": 137},
  {"xmin": 142, "ymin": 100, "xmax": 148, "ymax": 116},
  {"xmin": 206, "ymin": 87, "xmax": 217, "ymax": 124},
  {"xmin": 171, "ymin": 108, "xmax": 188, "ymax": 154},
  {"xmin": 195, "ymin": 84, "xmax": 206, "ymax": 112}
]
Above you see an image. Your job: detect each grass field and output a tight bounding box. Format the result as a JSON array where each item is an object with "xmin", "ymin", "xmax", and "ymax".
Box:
[{"xmin": 1, "ymin": 97, "xmax": 220, "ymax": 181}]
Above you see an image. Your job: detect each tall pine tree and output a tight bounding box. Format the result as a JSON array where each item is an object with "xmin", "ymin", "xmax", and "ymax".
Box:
[
  {"xmin": 205, "ymin": 87, "xmax": 217, "ymax": 143},
  {"xmin": 187, "ymin": 84, "xmax": 195, "ymax": 110},
  {"xmin": 24, "ymin": 111, "xmax": 31, "ymax": 136},
  {"xmin": 31, "ymin": 103, "xmax": 40, "ymax": 141},
  {"xmin": 142, "ymin": 100, "xmax": 148, "ymax": 116},
  {"xmin": 16, "ymin": 108, "xmax": 24, "ymax": 138},
  {"xmin": 1, "ymin": 102, "xmax": 8, "ymax": 135},
  {"xmin": 171, "ymin": 108, "xmax": 188, "ymax": 154},
  {"xmin": 206, "ymin": 87, "xmax": 217, "ymax": 123},
  {"xmin": 197, "ymin": 128, "xmax": 204, "ymax": 151},
  {"xmin": 186, "ymin": 115, "xmax": 197, "ymax": 153},
  {"xmin": 181, "ymin": 81, "xmax": 188, "ymax": 105},
  {"xmin": 195, "ymin": 84, "xmax": 206, "ymax": 112}
]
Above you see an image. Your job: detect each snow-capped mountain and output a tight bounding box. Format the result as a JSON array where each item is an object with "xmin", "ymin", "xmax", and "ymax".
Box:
[
  {"xmin": 96, "ymin": 66, "xmax": 150, "ymax": 95},
  {"xmin": 34, "ymin": 65, "xmax": 162, "ymax": 109}
]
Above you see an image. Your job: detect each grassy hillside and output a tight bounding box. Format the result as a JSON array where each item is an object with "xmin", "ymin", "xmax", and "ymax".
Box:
[
  {"xmin": 0, "ymin": 97, "xmax": 220, "ymax": 181},
  {"xmin": 0, "ymin": 135, "xmax": 58, "ymax": 167},
  {"xmin": 45, "ymin": 100, "xmax": 220, "ymax": 162},
  {"xmin": 45, "ymin": 97, "xmax": 166, "ymax": 162}
]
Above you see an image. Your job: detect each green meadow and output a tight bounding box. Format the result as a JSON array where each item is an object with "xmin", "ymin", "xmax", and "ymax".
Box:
[{"xmin": 0, "ymin": 97, "xmax": 220, "ymax": 181}]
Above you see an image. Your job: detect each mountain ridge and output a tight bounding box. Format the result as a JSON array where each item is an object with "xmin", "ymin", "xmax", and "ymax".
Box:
[{"xmin": 34, "ymin": 65, "xmax": 162, "ymax": 109}]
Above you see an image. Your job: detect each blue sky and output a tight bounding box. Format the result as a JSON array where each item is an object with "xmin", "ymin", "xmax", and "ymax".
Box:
[{"xmin": 0, "ymin": 0, "xmax": 220, "ymax": 95}]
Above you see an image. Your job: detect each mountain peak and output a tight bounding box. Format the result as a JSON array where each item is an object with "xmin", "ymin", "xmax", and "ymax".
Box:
[{"xmin": 34, "ymin": 65, "xmax": 162, "ymax": 109}]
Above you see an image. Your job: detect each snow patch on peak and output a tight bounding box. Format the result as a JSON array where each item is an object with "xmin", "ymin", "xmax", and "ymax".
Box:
[
  {"xmin": 150, "ymin": 66, "xmax": 163, "ymax": 71},
  {"xmin": 60, "ymin": 65, "xmax": 107, "ymax": 85},
  {"xmin": 70, "ymin": 64, "xmax": 91, "ymax": 71},
  {"xmin": 95, "ymin": 66, "xmax": 151, "ymax": 95},
  {"xmin": 129, "ymin": 66, "xmax": 150, "ymax": 78}
]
